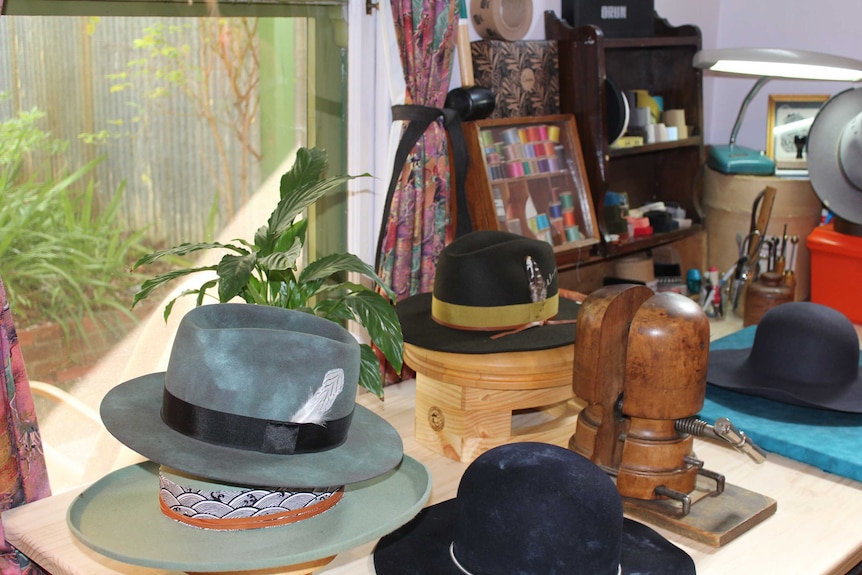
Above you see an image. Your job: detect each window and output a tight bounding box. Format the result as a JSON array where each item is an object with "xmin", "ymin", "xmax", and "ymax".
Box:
[{"xmin": 0, "ymin": 1, "xmax": 353, "ymax": 491}]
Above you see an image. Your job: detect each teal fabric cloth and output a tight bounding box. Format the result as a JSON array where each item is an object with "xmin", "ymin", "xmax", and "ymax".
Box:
[{"xmin": 699, "ymin": 326, "xmax": 862, "ymax": 482}]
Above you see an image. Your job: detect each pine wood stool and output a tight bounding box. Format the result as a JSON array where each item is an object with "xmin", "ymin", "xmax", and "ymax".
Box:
[{"xmin": 405, "ymin": 342, "xmax": 583, "ymax": 463}]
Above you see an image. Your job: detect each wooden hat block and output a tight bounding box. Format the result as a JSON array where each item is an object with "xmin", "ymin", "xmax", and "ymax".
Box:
[{"xmin": 405, "ymin": 342, "xmax": 583, "ymax": 463}]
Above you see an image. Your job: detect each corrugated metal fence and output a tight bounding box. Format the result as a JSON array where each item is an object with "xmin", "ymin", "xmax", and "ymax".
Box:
[{"xmin": 0, "ymin": 15, "xmax": 261, "ymax": 246}]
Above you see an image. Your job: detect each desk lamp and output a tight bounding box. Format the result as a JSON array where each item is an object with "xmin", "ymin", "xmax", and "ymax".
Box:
[{"xmin": 693, "ymin": 48, "xmax": 862, "ymax": 175}]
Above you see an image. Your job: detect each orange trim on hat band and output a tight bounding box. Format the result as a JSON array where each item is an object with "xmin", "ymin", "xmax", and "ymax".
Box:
[
  {"xmin": 431, "ymin": 293, "xmax": 559, "ymax": 331},
  {"xmin": 159, "ymin": 488, "xmax": 344, "ymax": 531}
]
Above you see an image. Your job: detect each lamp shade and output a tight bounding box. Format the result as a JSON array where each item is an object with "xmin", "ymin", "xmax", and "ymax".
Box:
[{"xmin": 693, "ymin": 48, "xmax": 862, "ymax": 82}]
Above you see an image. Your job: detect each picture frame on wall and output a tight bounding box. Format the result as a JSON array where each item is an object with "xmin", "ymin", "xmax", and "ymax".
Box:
[
  {"xmin": 461, "ymin": 114, "xmax": 600, "ymax": 254},
  {"xmin": 766, "ymin": 94, "xmax": 829, "ymax": 171}
]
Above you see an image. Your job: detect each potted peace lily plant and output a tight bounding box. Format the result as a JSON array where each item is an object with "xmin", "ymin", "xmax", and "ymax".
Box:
[{"xmin": 131, "ymin": 147, "xmax": 401, "ymax": 398}]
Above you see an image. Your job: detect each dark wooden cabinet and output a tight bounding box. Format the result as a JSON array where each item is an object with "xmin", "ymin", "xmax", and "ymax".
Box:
[{"xmin": 544, "ymin": 11, "xmax": 706, "ymax": 274}]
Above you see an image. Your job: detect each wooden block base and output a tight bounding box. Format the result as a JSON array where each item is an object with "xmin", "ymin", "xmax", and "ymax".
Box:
[
  {"xmin": 405, "ymin": 343, "xmax": 583, "ymax": 463},
  {"xmin": 622, "ymin": 474, "xmax": 777, "ymax": 547}
]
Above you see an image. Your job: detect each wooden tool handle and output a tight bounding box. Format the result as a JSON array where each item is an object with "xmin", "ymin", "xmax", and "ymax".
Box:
[
  {"xmin": 748, "ymin": 185, "xmax": 777, "ymax": 261},
  {"xmin": 456, "ymin": 21, "xmax": 474, "ymax": 87}
]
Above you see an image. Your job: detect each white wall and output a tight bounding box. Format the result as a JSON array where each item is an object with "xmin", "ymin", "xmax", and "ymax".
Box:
[{"xmin": 709, "ymin": 0, "xmax": 861, "ymax": 152}]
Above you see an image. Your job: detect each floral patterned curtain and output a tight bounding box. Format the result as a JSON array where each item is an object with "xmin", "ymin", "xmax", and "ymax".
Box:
[
  {"xmin": 0, "ymin": 278, "xmax": 51, "ymax": 575},
  {"xmin": 375, "ymin": 0, "xmax": 458, "ymax": 301}
]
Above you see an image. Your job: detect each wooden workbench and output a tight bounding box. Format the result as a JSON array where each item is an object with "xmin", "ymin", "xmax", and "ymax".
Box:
[{"xmin": 3, "ymin": 374, "xmax": 862, "ymax": 575}]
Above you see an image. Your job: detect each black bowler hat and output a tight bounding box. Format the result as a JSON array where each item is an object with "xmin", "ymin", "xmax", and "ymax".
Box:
[
  {"xmin": 708, "ymin": 302, "xmax": 862, "ymax": 412},
  {"xmin": 373, "ymin": 442, "xmax": 696, "ymax": 575},
  {"xmin": 395, "ymin": 230, "xmax": 580, "ymax": 353}
]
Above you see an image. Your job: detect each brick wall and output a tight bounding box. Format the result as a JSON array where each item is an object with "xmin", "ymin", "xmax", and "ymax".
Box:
[{"xmin": 16, "ymin": 303, "xmax": 156, "ymax": 386}]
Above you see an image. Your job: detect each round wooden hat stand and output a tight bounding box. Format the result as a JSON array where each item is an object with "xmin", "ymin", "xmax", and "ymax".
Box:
[{"xmin": 404, "ymin": 342, "xmax": 583, "ymax": 463}]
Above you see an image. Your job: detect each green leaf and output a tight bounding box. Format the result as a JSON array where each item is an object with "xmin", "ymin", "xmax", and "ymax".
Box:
[
  {"xmin": 345, "ymin": 290, "xmax": 403, "ymax": 373},
  {"xmin": 132, "ymin": 265, "xmax": 217, "ymax": 308},
  {"xmin": 133, "ymin": 241, "xmax": 245, "ymax": 269},
  {"xmin": 299, "ymin": 253, "xmax": 369, "ymax": 283},
  {"xmin": 258, "ymin": 238, "xmax": 302, "ymax": 272},
  {"xmin": 358, "ymin": 343, "xmax": 385, "ymax": 399},
  {"xmin": 278, "ymin": 147, "xmax": 327, "ymax": 200},
  {"xmin": 313, "ymin": 297, "xmax": 355, "ymax": 323},
  {"xmin": 217, "ymin": 252, "xmax": 257, "ymax": 302}
]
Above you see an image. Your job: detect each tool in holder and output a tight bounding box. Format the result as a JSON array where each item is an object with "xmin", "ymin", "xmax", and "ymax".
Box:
[{"xmin": 570, "ymin": 284, "xmax": 777, "ymax": 546}]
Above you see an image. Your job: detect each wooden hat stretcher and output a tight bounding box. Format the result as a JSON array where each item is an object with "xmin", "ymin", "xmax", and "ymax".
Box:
[{"xmin": 571, "ymin": 284, "xmax": 776, "ymax": 547}]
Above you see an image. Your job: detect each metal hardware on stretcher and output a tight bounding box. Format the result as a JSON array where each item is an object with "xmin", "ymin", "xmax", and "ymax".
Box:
[{"xmin": 675, "ymin": 416, "xmax": 767, "ymax": 464}]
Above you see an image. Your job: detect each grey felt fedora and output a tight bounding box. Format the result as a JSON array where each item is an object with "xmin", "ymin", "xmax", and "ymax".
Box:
[
  {"xmin": 807, "ymin": 87, "xmax": 862, "ymax": 224},
  {"xmin": 100, "ymin": 303, "xmax": 403, "ymax": 487}
]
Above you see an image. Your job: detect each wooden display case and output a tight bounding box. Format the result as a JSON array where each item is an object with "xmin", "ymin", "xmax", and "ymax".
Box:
[{"xmin": 463, "ymin": 114, "xmax": 600, "ymax": 261}]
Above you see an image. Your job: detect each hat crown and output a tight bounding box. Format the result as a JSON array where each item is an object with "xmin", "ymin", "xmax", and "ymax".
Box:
[
  {"xmin": 164, "ymin": 304, "xmax": 360, "ymax": 426},
  {"xmin": 433, "ymin": 231, "xmax": 559, "ymax": 308},
  {"xmin": 451, "ymin": 443, "xmax": 622, "ymax": 575},
  {"xmin": 748, "ymin": 302, "xmax": 860, "ymax": 387}
]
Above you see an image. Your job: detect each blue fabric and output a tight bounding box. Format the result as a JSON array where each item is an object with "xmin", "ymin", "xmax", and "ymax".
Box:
[{"xmin": 700, "ymin": 326, "xmax": 862, "ymax": 482}]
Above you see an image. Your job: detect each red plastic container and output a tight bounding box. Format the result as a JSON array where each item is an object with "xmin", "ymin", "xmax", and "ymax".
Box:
[{"xmin": 807, "ymin": 223, "xmax": 862, "ymax": 324}]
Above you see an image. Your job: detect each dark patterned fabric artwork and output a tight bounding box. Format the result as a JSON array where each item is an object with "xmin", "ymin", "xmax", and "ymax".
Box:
[{"xmin": 471, "ymin": 40, "xmax": 560, "ymax": 119}]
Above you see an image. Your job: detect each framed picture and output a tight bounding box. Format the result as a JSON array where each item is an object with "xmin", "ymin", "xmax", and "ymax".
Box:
[
  {"xmin": 766, "ymin": 94, "xmax": 829, "ymax": 170},
  {"xmin": 462, "ymin": 114, "xmax": 600, "ymax": 253}
]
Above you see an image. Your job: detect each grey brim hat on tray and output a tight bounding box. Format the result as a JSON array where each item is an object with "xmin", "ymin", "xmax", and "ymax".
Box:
[
  {"xmin": 396, "ymin": 230, "xmax": 580, "ymax": 354},
  {"xmin": 74, "ymin": 303, "xmax": 431, "ymax": 572},
  {"xmin": 100, "ymin": 303, "xmax": 402, "ymax": 487},
  {"xmin": 373, "ymin": 442, "xmax": 695, "ymax": 575},
  {"xmin": 707, "ymin": 302, "xmax": 862, "ymax": 412}
]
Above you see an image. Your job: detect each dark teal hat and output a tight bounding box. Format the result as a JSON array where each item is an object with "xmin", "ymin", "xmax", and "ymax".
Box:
[
  {"xmin": 100, "ymin": 303, "xmax": 403, "ymax": 487},
  {"xmin": 396, "ymin": 231, "xmax": 580, "ymax": 353}
]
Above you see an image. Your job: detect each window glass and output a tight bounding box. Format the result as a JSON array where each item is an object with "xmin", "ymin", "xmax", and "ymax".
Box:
[{"xmin": 0, "ymin": 9, "xmax": 347, "ymax": 479}]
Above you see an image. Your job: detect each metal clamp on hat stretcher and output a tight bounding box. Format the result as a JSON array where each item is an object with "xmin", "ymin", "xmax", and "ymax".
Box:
[{"xmin": 569, "ymin": 284, "xmax": 776, "ymax": 547}]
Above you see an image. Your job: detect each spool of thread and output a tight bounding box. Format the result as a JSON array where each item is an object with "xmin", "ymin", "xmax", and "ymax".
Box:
[
  {"xmin": 538, "ymin": 124, "xmax": 549, "ymax": 141},
  {"xmin": 547, "ymin": 125, "xmax": 560, "ymax": 142},
  {"xmin": 565, "ymin": 226, "xmax": 581, "ymax": 242},
  {"xmin": 548, "ymin": 202, "xmax": 562, "ymax": 219},
  {"xmin": 550, "ymin": 217, "xmax": 565, "ymax": 245},
  {"xmin": 500, "ymin": 128, "xmax": 520, "ymax": 145},
  {"xmin": 506, "ymin": 162, "xmax": 524, "ymax": 178},
  {"xmin": 559, "ymin": 192, "xmax": 574, "ymax": 209},
  {"xmin": 562, "ymin": 208, "xmax": 577, "ymax": 227},
  {"xmin": 535, "ymin": 213, "xmax": 550, "ymax": 231}
]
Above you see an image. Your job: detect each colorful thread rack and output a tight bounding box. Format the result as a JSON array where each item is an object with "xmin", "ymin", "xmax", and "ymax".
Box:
[
  {"xmin": 482, "ymin": 124, "xmax": 583, "ymax": 248},
  {"xmin": 481, "ymin": 124, "xmax": 566, "ymax": 180}
]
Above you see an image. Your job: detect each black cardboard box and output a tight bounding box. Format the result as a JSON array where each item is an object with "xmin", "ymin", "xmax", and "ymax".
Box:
[
  {"xmin": 471, "ymin": 40, "xmax": 560, "ymax": 120},
  {"xmin": 562, "ymin": 0, "xmax": 655, "ymax": 38}
]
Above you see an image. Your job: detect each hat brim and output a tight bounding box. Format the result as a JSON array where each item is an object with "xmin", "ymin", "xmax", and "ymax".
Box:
[
  {"xmin": 373, "ymin": 499, "xmax": 695, "ymax": 575},
  {"xmin": 68, "ymin": 457, "xmax": 430, "ymax": 572},
  {"xmin": 396, "ymin": 293, "xmax": 580, "ymax": 353},
  {"xmin": 707, "ymin": 327, "xmax": 862, "ymax": 413},
  {"xmin": 808, "ymin": 87, "xmax": 862, "ymax": 224},
  {"xmin": 100, "ymin": 373, "xmax": 404, "ymax": 487}
]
